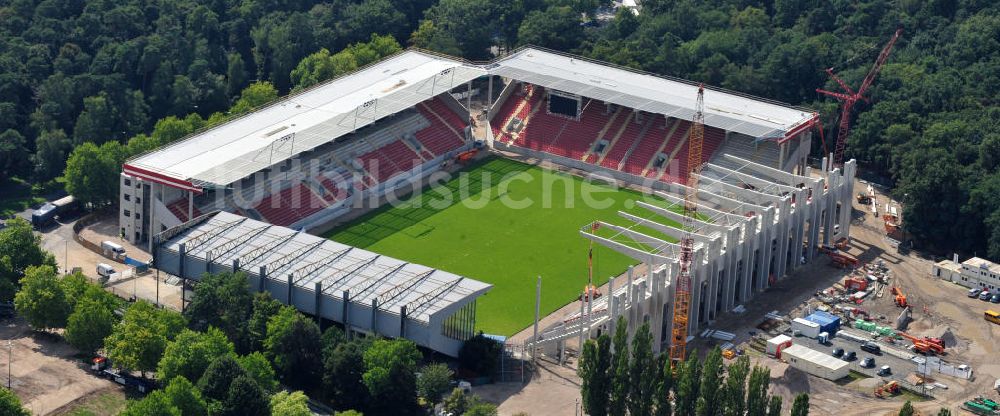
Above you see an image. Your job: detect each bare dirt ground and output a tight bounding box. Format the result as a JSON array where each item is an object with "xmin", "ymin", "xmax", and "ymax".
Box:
[
  {"xmin": 490, "ymin": 177, "xmax": 1000, "ymax": 415},
  {"xmin": 0, "ymin": 318, "xmax": 121, "ymax": 415}
]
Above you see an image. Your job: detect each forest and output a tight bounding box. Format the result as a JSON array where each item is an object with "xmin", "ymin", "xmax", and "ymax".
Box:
[{"xmin": 0, "ymin": 0, "xmax": 998, "ymax": 259}]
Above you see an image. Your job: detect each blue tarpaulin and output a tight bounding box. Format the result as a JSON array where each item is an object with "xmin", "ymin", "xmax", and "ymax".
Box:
[{"xmin": 806, "ymin": 311, "xmax": 841, "ymax": 335}]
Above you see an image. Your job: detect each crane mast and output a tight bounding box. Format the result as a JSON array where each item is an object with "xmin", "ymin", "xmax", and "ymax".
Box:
[
  {"xmin": 817, "ymin": 28, "xmax": 902, "ymax": 166},
  {"xmin": 668, "ymin": 84, "xmax": 705, "ymax": 364}
]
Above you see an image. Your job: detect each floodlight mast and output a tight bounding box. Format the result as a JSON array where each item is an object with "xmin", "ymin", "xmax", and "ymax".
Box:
[{"xmin": 668, "ymin": 84, "xmax": 705, "ymax": 365}]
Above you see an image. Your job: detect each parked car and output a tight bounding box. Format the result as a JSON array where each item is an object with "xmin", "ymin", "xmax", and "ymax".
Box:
[
  {"xmin": 991, "ymin": 294, "xmax": 1000, "ymax": 304},
  {"xmin": 861, "ymin": 357, "xmax": 875, "ymax": 368},
  {"xmin": 832, "ymin": 348, "xmax": 844, "ymax": 357},
  {"xmin": 980, "ymin": 290, "xmax": 993, "ymax": 301},
  {"xmin": 861, "ymin": 342, "xmax": 882, "ymax": 355},
  {"xmin": 878, "ymin": 365, "xmax": 892, "ymax": 376},
  {"xmin": 969, "ymin": 288, "xmax": 982, "ymax": 297},
  {"xmin": 843, "ymin": 351, "xmax": 856, "ymax": 361}
]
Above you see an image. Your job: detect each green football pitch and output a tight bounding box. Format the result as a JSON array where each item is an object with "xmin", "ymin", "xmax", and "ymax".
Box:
[{"xmin": 324, "ymin": 157, "xmax": 683, "ymax": 335}]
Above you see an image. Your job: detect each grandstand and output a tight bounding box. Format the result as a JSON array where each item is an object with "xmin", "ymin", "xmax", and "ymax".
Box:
[{"xmin": 125, "ymin": 47, "xmax": 855, "ymax": 356}]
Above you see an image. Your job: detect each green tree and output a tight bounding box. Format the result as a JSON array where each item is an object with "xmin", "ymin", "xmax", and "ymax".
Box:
[
  {"xmin": 183, "ymin": 271, "xmax": 253, "ymax": 352},
  {"xmin": 264, "ymin": 307, "xmax": 322, "ymax": 387},
  {"xmin": 31, "ymin": 129, "xmax": 72, "ymax": 181},
  {"xmin": 64, "ymin": 141, "xmax": 125, "ymax": 207},
  {"xmin": 0, "ymin": 387, "xmax": 29, "ymax": 416},
  {"xmin": 608, "ymin": 317, "xmax": 629, "ymax": 416},
  {"xmin": 408, "ymin": 20, "xmax": 462, "ymax": 56},
  {"xmin": 197, "ymin": 355, "xmax": 248, "ymax": 402},
  {"xmin": 237, "ymin": 352, "xmax": 279, "ymax": 394},
  {"xmin": 417, "ymin": 363, "xmax": 453, "ymax": 404},
  {"xmin": 676, "ymin": 352, "xmax": 701, "ymax": 416},
  {"xmin": 746, "ymin": 366, "xmax": 771, "ymax": 416},
  {"xmin": 628, "ymin": 322, "xmax": 655, "ymax": 416},
  {"xmin": 0, "ymin": 218, "xmax": 55, "ymax": 285},
  {"xmin": 65, "ymin": 297, "xmax": 116, "ymax": 354},
  {"xmin": 121, "ymin": 390, "xmax": 180, "ymax": 416},
  {"xmin": 14, "ymin": 265, "xmax": 71, "ymax": 331},
  {"xmin": 938, "ymin": 408, "xmax": 952, "ymax": 416},
  {"xmin": 767, "ymin": 395, "xmax": 782, "ymax": 416},
  {"xmin": 466, "ymin": 402, "xmax": 499, "ymax": 416},
  {"xmin": 230, "ymin": 82, "xmax": 278, "ymax": 115},
  {"xmin": 163, "ymin": 376, "xmax": 208, "ymax": 416},
  {"xmin": 223, "ymin": 376, "xmax": 269, "ymax": 416},
  {"xmin": 458, "ymin": 333, "xmax": 501, "ymax": 376},
  {"xmin": 270, "ymin": 391, "xmax": 311, "ymax": 416},
  {"xmin": 899, "ymin": 401, "xmax": 914, "ymax": 416},
  {"xmin": 157, "ymin": 328, "xmax": 235, "ymax": 384},
  {"xmin": 517, "ymin": 6, "xmax": 583, "ymax": 51},
  {"xmin": 442, "ymin": 388, "xmax": 471, "ymax": 415},
  {"xmin": 653, "ymin": 355, "xmax": 672, "ymax": 416},
  {"xmin": 696, "ymin": 347, "xmax": 724, "ymax": 416},
  {"xmin": 104, "ymin": 301, "xmax": 184, "ymax": 375},
  {"xmin": 248, "ymin": 292, "xmax": 282, "ymax": 351},
  {"xmin": 579, "ymin": 334, "xmax": 611, "ymax": 416},
  {"xmin": 0, "ymin": 129, "xmax": 29, "ymax": 179},
  {"xmin": 421, "ymin": 0, "xmax": 496, "ymax": 59},
  {"xmin": 72, "ymin": 93, "xmax": 117, "ymax": 145},
  {"xmin": 722, "ymin": 355, "xmax": 750, "ymax": 416},
  {"xmin": 323, "ymin": 340, "xmax": 370, "ymax": 410},
  {"xmin": 790, "ymin": 393, "xmax": 808, "ymax": 416},
  {"xmin": 362, "ymin": 339, "xmax": 421, "ymax": 415}
]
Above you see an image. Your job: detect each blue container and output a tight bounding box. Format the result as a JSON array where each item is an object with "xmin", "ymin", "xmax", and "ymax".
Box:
[{"xmin": 806, "ymin": 311, "xmax": 841, "ymax": 335}]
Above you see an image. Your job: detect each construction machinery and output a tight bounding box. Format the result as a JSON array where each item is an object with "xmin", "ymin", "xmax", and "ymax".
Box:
[
  {"xmin": 844, "ymin": 276, "xmax": 868, "ymax": 292},
  {"xmin": 834, "ymin": 237, "xmax": 850, "ymax": 251},
  {"xmin": 874, "ymin": 380, "xmax": 900, "ymax": 398},
  {"xmin": 964, "ymin": 397, "xmax": 1000, "ymax": 416},
  {"xmin": 898, "ymin": 331, "xmax": 945, "ymax": 355},
  {"xmin": 817, "ymin": 28, "xmax": 902, "ymax": 166},
  {"xmin": 856, "ymin": 192, "xmax": 872, "ymax": 204},
  {"xmin": 668, "ymin": 85, "xmax": 706, "ymax": 365},
  {"xmin": 828, "ymin": 251, "xmax": 859, "ymax": 269},
  {"xmin": 891, "ymin": 286, "xmax": 907, "ymax": 307}
]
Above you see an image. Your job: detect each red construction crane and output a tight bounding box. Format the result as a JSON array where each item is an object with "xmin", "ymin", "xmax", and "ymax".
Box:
[
  {"xmin": 817, "ymin": 28, "xmax": 902, "ymax": 166},
  {"xmin": 668, "ymin": 84, "xmax": 705, "ymax": 364},
  {"xmin": 897, "ymin": 331, "xmax": 945, "ymax": 355}
]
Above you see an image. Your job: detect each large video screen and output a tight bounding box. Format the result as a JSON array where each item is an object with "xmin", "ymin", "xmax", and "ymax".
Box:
[{"xmin": 548, "ymin": 94, "xmax": 579, "ymax": 118}]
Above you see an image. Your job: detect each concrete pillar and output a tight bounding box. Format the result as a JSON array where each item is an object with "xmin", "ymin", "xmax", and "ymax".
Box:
[
  {"xmin": 650, "ymin": 265, "xmax": 663, "ymax": 354},
  {"xmin": 840, "ymin": 161, "xmax": 856, "ymax": 238},
  {"xmin": 188, "ymin": 190, "xmax": 193, "ymax": 222},
  {"xmin": 400, "ymin": 306, "xmax": 407, "ymax": 337},
  {"xmin": 314, "ymin": 282, "xmax": 322, "ymax": 320},
  {"xmin": 808, "ymin": 180, "xmax": 823, "ymax": 261},
  {"xmin": 741, "ymin": 218, "xmax": 756, "ymax": 302},
  {"xmin": 487, "ymin": 75, "xmax": 494, "ymax": 111},
  {"xmin": 286, "ymin": 275, "xmax": 293, "ymax": 305},
  {"xmin": 825, "ymin": 173, "xmax": 838, "ymax": 245},
  {"xmin": 148, "ymin": 182, "xmax": 157, "ymax": 253},
  {"xmin": 371, "ymin": 299, "xmax": 378, "ymax": 333},
  {"xmin": 757, "ymin": 208, "xmax": 774, "ymax": 292},
  {"xmin": 607, "ymin": 275, "xmax": 616, "ymax": 336},
  {"xmin": 775, "ymin": 199, "xmax": 790, "ymax": 279},
  {"xmin": 258, "ymin": 266, "xmax": 267, "ymax": 292},
  {"xmin": 342, "ymin": 290, "xmax": 351, "ymax": 340}
]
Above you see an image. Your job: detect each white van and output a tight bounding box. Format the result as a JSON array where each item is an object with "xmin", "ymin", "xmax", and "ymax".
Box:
[
  {"xmin": 96, "ymin": 263, "xmax": 116, "ymax": 278},
  {"xmin": 101, "ymin": 241, "xmax": 126, "ymax": 259}
]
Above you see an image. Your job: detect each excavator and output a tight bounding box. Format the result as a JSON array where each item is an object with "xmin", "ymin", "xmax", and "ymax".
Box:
[
  {"xmin": 898, "ymin": 331, "xmax": 945, "ymax": 355},
  {"xmin": 874, "ymin": 380, "xmax": 900, "ymax": 398},
  {"xmin": 891, "ymin": 286, "xmax": 907, "ymax": 308}
]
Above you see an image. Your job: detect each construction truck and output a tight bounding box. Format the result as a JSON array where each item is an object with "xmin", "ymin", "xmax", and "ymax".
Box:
[
  {"xmin": 874, "ymin": 380, "xmax": 900, "ymax": 398},
  {"xmin": 898, "ymin": 331, "xmax": 945, "ymax": 355},
  {"xmin": 856, "ymin": 192, "xmax": 872, "ymax": 204},
  {"xmin": 891, "ymin": 287, "xmax": 907, "ymax": 308},
  {"xmin": 844, "ymin": 276, "xmax": 868, "ymax": 292}
]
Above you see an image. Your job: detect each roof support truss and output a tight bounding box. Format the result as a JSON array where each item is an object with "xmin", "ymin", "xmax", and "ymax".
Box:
[
  {"xmin": 406, "ymin": 277, "xmax": 465, "ymax": 317},
  {"xmin": 376, "ymin": 269, "xmax": 435, "ymax": 306},
  {"xmin": 290, "ymin": 247, "xmax": 353, "ymax": 285}
]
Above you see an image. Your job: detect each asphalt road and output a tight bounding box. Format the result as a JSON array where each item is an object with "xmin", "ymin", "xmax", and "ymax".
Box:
[{"xmin": 788, "ymin": 328, "xmax": 935, "ymax": 389}]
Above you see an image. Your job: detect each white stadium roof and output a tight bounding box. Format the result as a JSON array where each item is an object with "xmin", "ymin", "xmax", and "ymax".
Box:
[
  {"xmin": 159, "ymin": 211, "xmax": 491, "ymax": 323},
  {"xmin": 489, "ymin": 48, "xmax": 815, "ymax": 140},
  {"xmin": 125, "ymin": 50, "xmax": 485, "ymax": 190},
  {"xmin": 125, "ymin": 47, "xmax": 814, "ymax": 192}
]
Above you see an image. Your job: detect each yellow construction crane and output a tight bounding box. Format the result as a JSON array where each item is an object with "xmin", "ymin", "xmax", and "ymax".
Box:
[{"xmin": 668, "ymin": 84, "xmax": 705, "ymax": 364}]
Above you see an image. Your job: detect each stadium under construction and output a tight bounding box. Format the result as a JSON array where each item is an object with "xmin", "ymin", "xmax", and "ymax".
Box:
[{"xmin": 129, "ymin": 47, "xmax": 855, "ymax": 356}]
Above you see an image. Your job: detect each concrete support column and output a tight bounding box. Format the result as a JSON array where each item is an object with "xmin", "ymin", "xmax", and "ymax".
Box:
[
  {"xmin": 741, "ymin": 218, "xmax": 757, "ymax": 302},
  {"xmin": 371, "ymin": 299, "xmax": 379, "ymax": 333},
  {"xmin": 286, "ymin": 275, "xmax": 293, "ymax": 305},
  {"xmin": 807, "ymin": 180, "xmax": 824, "ymax": 261},
  {"xmin": 258, "ymin": 266, "xmax": 267, "ymax": 292},
  {"xmin": 400, "ymin": 306, "xmax": 407, "ymax": 337},
  {"xmin": 314, "ymin": 282, "xmax": 322, "ymax": 321},
  {"xmin": 824, "ymin": 171, "xmax": 838, "ymax": 245},
  {"xmin": 839, "ymin": 161, "xmax": 857, "ymax": 238},
  {"xmin": 775, "ymin": 199, "xmax": 791, "ymax": 279},
  {"xmin": 342, "ymin": 290, "xmax": 351, "ymax": 340},
  {"xmin": 148, "ymin": 182, "xmax": 157, "ymax": 253},
  {"xmin": 757, "ymin": 208, "xmax": 774, "ymax": 292},
  {"xmin": 650, "ymin": 264, "xmax": 663, "ymax": 354},
  {"xmin": 188, "ymin": 190, "xmax": 193, "ymax": 222},
  {"xmin": 721, "ymin": 227, "xmax": 737, "ymax": 311}
]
